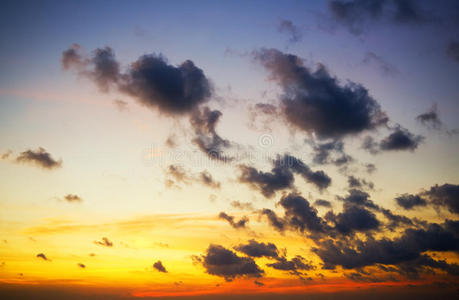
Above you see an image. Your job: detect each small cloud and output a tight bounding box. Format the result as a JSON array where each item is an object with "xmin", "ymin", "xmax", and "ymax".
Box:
[
  {"xmin": 77, "ymin": 263, "xmax": 86, "ymax": 269},
  {"xmin": 94, "ymin": 237, "xmax": 113, "ymax": 247},
  {"xmin": 1, "ymin": 150, "xmax": 12, "ymax": 160},
  {"xmin": 218, "ymin": 212, "xmax": 249, "ymax": 229},
  {"xmin": 363, "ymin": 51, "xmax": 399, "ymax": 77},
  {"xmin": 153, "ymin": 260, "xmax": 168, "ymax": 273},
  {"xmin": 254, "ymin": 280, "xmax": 265, "ymax": 286},
  {"xmin": 314, "ymin": 199, "xmax": 332, "ymax": 208},
  {"xmin": 416, "ymin": 104, "xmax": 442, "ymax": 130},
  {"xmin": 165, "ymin": 135, "xmax": 177, "ymax": 148},
  {"xmin": 36, "ymin": 253, "xmax": 50, "ymax": 261},
  {"xmin": 379, "ymin": 126, "xmax": 424, "ymax": 152},
  {"xmin": 278, "ymin": 19, "xmax": 302, "ymax": 43},
  {"xmin": 113, "ymin": 99, "xmax": 129, "ymax": 111},
  {"xmin": 446, "ymin": 40, "xmax": 459, "ymax": 63},
  {"xmin": 230, "ymin": 201, "xmax": 254, "ymax": 211},
  {"xmin": 63, "ymin": 194, "xmax": 82, "ymax": 203}
]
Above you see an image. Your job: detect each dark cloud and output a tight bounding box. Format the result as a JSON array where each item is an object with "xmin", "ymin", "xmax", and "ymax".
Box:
[
  {"xmin": 339, "ymin": 189, "xmax": 379, "ymax": 210},
  {"xmin": 62, "ymin": 44, "xmax": 212, "ymax": 115},
  {"xmin": 218, "ymin": 212, "xmax": 249, "ymax": 229},
  {"xmin": 36, "ymin": 253, "xmax": 50, "ymax": 261},
  {"xmin": 416, "ymin": 104, "xmax": 442, "ymax": 130},
  {"xmin": 395, "ymin": 254, "xmax": 459, "ymax": 278},
  {"xmin": 253, "ymin": 48, "xmax": 388, "ymax": 139},
  {"xmin": 379, "ymin": 207, "xmax": 413, "ymax": 230},
  {"xmin": 239, "ymin": 155, "xmax": 331, "ymax": 198},
  {"xmin": 77, "ymin": 263, "xmax": 86, "ymax": 269},
  {"xmin": 308, "ymin": 140, "xmax": 353, "ymax": 166},
  {"xmin": 379, "ymin": 126, "xmax": 424, "ymax": 151},
  {"xmin": 166, "ymin": 165, "xmax": 220, "ymax": 189},
  {"xmin": 328, "ymin": 0, "xmax": 385, "ymax": 35},
  {"xmin": 89, "ymin": 47, "xmax": 120, "ymax": 92},
  {"xmin": 61, "ymin": 43, "xmax": 84, "ymax": 70},
  {"xmin": 447, "ymin": 40, "xmax": 459, "ymax": 62},
  {"xmin": 63, "ymin": 194, "xmax": 82, "ymax": 203},
  {"xmin": 234, "ymin": 239, "xmax": 279, "ymax": 259},
  {"xmin": 365, "ymin": 163, "xmax": 377, "ymax": 174},
  {"xmin": 195, "ymin": 244, "xmax": 264, "ymax": 281},
  {"xmin": 331, "ymin": 204, "xmax": 380, "ymax": 235},
  {"xmin": 422, "ymin": 184, "xmax": 459, "ymax": 215},
  {"xmin": 313, "ymin": 220, "xmax": 459, "ymax": 270},
  {"xmin": 279, "ymin": 193, "xmax": 330, "ymax": 234},
  {"xmin": 260, "ymin": 208, "xmax": 286, "ymax": 232},
  {"xmin": 238, "ymin": 164, "xmax": 294, "ymax": 198},
  {"xmin": 391, "ymin": 0, "xmax": 429, "ymax": 23},
  {"xmin": 94, "ymin": 237, "xmax": 113, "ymax": 247},
  {"xmin": 153, "ymin": 260, "xmax": 167, "ymax": 273},
  {"xmin": 395, "ymin": 194, "xmax": 428, "ymax": 209},
  {"xmin": 253, "ymin": 280, "xmax": 264, "ymax": 286},
  {"xmin": 267, "ymin": 255, "xmax": 315, "ymax": 272},
  {"xmin": 314, "ymin": 199, "xmax": 332, "ymax": 208},
  {"xmin": 361, "ymin": 136, "xmax": 380, "ymax": 155},
  {"xmin": 121, "ymin": 55, "xmax": 211, "ymax": 114},
  {"xmin": 278, "ymin": 19, "xmax": 302, "ymax": 43},
  {"xmin": 199, "ymin": 171, "xmax": 221, "ymax": 189},
  {"xmin": 363, "ymin": 51, "xmax": 399, "ymax": 76},
  {"xmin": 190, "ymin": 107, "xmax": 232, "ymax": 161},
  {"xmin": 276, "ymin": 154, "xmax": 332, "ymax": 190},
  {"xmin": 347, "ymin": 176, "xmax": 374, "ymax": 190},
  {"xmin": 416, "ymin": 105, "xmax": 458, "ymax": 135},
  {"xmin": 329, "ymin": 0, "xmax": 431, "ymax": 35},
  {"xmin": 395, "ymin": 184, "xmax": 459, "ymax": 215},
  {"xmin": 15, "ymin": 147, "xmax": 62, "ymax": 170}
]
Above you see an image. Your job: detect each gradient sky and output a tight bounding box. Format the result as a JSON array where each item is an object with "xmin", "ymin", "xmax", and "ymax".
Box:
[{"xmin": 1, "ymin": 1, "xmax": 459, "ymax": 299}]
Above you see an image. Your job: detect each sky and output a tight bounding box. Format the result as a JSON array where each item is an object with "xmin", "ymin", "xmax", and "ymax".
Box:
[{"xmin": 0, "ymin": 0, "xmax": 459, "ymax": 299}]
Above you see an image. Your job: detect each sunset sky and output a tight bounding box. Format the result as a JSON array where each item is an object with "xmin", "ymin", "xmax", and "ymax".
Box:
[{"xmin": 1, "ymin": 1, "xmax": 459, "ymax": 299}]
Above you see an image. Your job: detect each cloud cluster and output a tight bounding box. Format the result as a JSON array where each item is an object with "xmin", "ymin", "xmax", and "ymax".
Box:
[
  {"xmin": 193, "ymin": 244, "xmax": 264, "ymax": 281},
  {"xmin": 62, "ymin": 44, "xmax": 212, "ymax": 115},
  {"xmin": 196, "ymin": 240, "xmax": 316, "ymax": 282},
  {"xmin": 238, "ymin": 154, "xmax": 331, "ymax": 198},
  {"xmin": 313, "ymin": 220, "xmax": 459, "ymax": 273},
  {"xmin": 396, "ymin": 184, "xmax": 459, "ymax": 215},
  {"xmin": 253, "ymin": 182, "xmax": 459, "ymax": 280}
]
